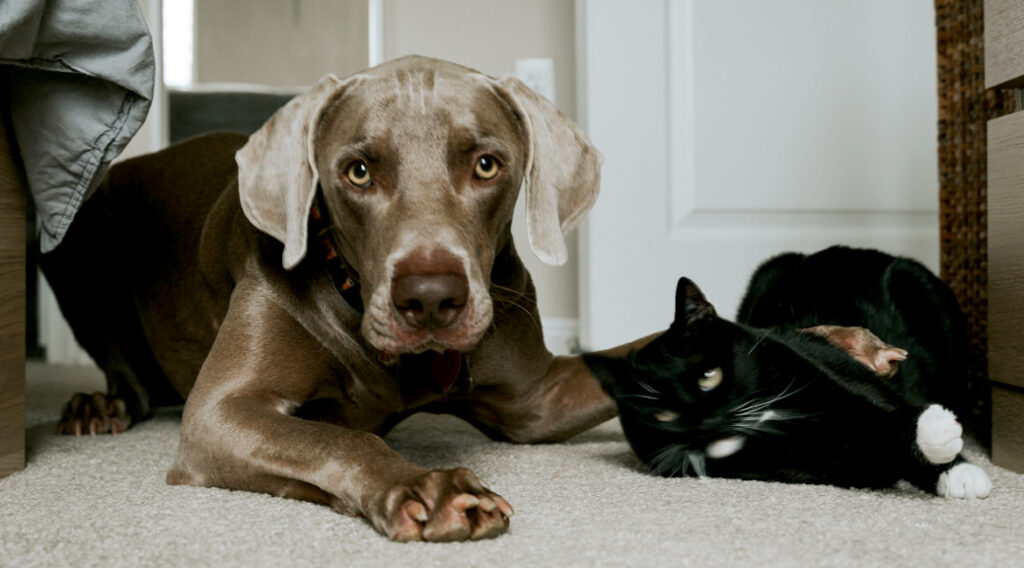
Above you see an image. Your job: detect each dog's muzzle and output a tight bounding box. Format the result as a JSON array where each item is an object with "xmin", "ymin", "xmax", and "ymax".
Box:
[{"xmin": 391, "ymin": 272, "xmax": 468, "ymax": 330}]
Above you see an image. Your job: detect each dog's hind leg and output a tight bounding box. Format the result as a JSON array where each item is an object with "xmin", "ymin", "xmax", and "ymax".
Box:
[{"xmin": 40, "ymin": 188, "xmax": 181, "ymax": 435}]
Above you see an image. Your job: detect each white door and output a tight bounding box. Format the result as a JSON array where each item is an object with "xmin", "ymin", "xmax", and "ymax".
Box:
[{"xmin": 577, "ymin": 0, "xmax": 939, "ymax": 349}]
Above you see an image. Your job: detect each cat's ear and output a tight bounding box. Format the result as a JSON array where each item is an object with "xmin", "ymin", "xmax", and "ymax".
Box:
[{"xmin": 674, "ymin": 277, "xmax": 717, "ymax": 327}]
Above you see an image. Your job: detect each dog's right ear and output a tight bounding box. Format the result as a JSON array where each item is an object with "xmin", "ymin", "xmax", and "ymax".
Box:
[
  {"xmin": 489, "ymin": 76, "xmax": 603, "ymax": 267},
  {"xmin": 236, "ymin": 73, "xmax": 357, "ymax": 270}
]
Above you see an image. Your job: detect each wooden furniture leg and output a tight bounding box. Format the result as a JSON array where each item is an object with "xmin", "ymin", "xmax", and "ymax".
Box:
[{"xmin": 0, "ymin": 85, "xmax": 26, "ymax": 478}]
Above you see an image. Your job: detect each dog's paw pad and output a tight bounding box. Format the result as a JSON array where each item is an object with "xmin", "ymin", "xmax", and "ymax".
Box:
[
  {"xmin": 937, "ymin": 463, "xmax": 992, "ymax": 499},
  {"xmin": 916, "ymin": 404, "xmax": 963, "ymax": 464}
]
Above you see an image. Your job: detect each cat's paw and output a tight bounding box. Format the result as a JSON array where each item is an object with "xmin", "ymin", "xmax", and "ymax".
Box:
[
  {"xmin": 916, "ymin": 404, "xmax": 963, "ymax": 464},
  {"xmin": 937, "ymin": 463, "xmax": 991, "ymax": 499}
]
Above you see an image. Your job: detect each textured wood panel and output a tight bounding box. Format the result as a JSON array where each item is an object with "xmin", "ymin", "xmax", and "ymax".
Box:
[
  {"xmin": 993, "ymin": 386, "xmax": 1024, "ymax": 472},
  {"xmin": 0, "ymin": 92, "xmax": 26, "ymax": 478},
  {"xmin": 985, "ymin": 0, "xmax": 1024, "ymax": 88},
  {"xmin": 988, "ymin": 111, "xmax": 1024, "ymax": 391}
]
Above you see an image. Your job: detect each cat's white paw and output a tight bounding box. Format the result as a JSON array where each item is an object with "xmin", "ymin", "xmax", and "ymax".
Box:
[
  {"xmin": 916, "ymin": 404, "xmax": 963, "ymax": 464},
  {"xmin": 937, "ymin": 463, "xmax": 992, "ymax": 499}
]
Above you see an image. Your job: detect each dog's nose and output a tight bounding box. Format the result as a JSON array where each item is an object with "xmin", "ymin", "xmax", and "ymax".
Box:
[{"xmin": 391, "ymin": 273, "xmax": 468, "ymax": 329}]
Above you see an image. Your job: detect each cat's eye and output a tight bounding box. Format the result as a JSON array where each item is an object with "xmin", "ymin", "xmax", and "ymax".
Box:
[
  {"xmin": 653, "ymin": 409, "xmax": 680, "ymax": 422},
  {"xmin": 474, "ymin": 155, "xmax": 501, "ymax": 180},
  {"xmin": 698, "ymin": 367, "xmax": 723, "ymax": 392},
  {"xmin": 345, "ymin": 160, "xmax": 372, "ymax": 188}
]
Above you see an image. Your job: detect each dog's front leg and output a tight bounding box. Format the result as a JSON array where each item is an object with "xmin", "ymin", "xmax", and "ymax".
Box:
[
  {"xmin": 465, "ymin": 309, "xmax": 660, "ymax": 443},
  {"xmin": 167, "ymin": 289, "xmax": 511, "ymax": 541}
]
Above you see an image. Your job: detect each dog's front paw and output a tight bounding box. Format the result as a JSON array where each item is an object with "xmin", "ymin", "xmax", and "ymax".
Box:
[
  {"xmin": 801, "ymin": 325, "xmax": 907, "ymax": 377},
  {"xmin": 937, "ymin": 463, "xmax": 992, "ymax": 499},
  {"xmin": 916, "ymin": 404, "xmax": 963, "ymax": 464},
  {"xmin": 371, "ymin": 468, "xmax": 513, "ymax": 542}
]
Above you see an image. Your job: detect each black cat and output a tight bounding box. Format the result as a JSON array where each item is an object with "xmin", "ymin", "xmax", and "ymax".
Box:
[{"xmin": 584, "ymin": 246, "xmax": 991, "ymax": 498}]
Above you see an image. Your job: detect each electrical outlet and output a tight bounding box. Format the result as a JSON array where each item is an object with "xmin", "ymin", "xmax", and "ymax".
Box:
[{"xmin": 515, "ymin": 58, "xmax": 556, "ymax": 102}]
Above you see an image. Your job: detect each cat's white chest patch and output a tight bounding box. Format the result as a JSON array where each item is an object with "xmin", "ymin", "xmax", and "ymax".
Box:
[{"xmin": 706, "ymin": 435, "xmax": 746, "ymax": 459}]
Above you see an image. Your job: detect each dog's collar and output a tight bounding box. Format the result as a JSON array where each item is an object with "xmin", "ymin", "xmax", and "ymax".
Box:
[{"xmin": 310, "ymin": 193, "xmax": 364, "ymax": 312}]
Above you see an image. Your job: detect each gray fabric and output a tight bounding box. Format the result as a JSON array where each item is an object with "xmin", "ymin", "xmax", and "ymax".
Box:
[{"xmin": 0, "ymin": 0, "xmax": 154, "ymax": 252}]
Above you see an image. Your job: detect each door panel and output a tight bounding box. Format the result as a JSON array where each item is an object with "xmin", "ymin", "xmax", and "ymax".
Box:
[{"xmin": 578, "ymin": 0, "xmax": 939, "ymax": 349}]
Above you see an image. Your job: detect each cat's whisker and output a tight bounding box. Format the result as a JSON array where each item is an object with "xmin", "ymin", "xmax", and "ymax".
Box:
[
  {"xmin": 618, "ymin": 393, "xmax": 660, "ymax": 402},
  {"xmin": 733, "ymin": 421, "xmax": 785, "ymax": 436},
  {"xmin": 647, "ymin": 443, "xmax": 711, "ymax": 478},
  {"xmin": 648, "ymin": 444, "xmax": 680, "ymax": 475},
  {"xmin": 732, "ymin": 397, "xmax": 772, "ymax": 415},
  {"xmin": 688, "ymin": 452, "xmax": 707, "ymax": 478},
  {"xmin": 735, "ymin": 379, "xmax": 811, "ymax": 419},
  {"xmin": 746, "ymin": 330, "xmax": 771, "ymax": 354},
  {"xmin": 635, "ymin": 377, "xmax": 660, "ymax": 396}
]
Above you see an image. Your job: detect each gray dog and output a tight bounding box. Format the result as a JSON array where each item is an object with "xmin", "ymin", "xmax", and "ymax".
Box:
[{"xmin": 41, "ymin": 56, "xmax": 636, "ymax": 541}]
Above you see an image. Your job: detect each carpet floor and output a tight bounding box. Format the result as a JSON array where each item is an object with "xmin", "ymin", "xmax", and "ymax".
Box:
[{"xmin": 2, "ymin": 363, "xmax": 1022, "ymax": 567}]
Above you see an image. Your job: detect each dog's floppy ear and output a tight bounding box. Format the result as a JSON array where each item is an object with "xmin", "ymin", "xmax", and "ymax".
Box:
[
  {"xmin": 236, "ymin": 73, "xmax": 354, "ymax": 269},
  {"xmin": 492, "ymin": 76, "xmax": 603, "ymax": 266}
]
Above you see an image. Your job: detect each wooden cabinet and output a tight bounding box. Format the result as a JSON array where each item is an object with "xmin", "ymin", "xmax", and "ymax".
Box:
[
  {"xmin": 986, "ymin": 0, "xmax": 1024, "ymax": 473},
  {"xmin": 0, "ymin": 93, "xmax": 26, "ymax": 478}
]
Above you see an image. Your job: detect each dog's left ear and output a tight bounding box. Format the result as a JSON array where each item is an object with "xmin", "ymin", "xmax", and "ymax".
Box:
[
  {"xmin": 235, "ymin": 73, "xmax": 358, "ymax": 269},
  {"xmin": 491, "ymin": 76, "xmax": 603, "ymax": 266}
]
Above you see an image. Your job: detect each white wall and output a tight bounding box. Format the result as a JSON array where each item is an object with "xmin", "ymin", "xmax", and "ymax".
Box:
[{"xmin": 193, "ymin": 0, "xmax": 368, "ymax": 87}]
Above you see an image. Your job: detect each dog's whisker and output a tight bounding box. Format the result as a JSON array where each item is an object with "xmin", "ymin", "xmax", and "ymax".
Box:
[
  {"xmin": 489, "ymin": 282, "xmax": 537, "ymax": 300},
  {"xmin": 490, "ymin": 294, "xmax": 541, "ymax": 334}
]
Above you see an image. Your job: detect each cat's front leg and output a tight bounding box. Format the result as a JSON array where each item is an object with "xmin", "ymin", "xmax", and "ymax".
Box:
[
  {"xmin": 915, "ymin": 404, "xmax": 963, "ymax": 463},
  {"xmin": 908, "ymin": 404, "xmax": 991, "ymax": 498}
]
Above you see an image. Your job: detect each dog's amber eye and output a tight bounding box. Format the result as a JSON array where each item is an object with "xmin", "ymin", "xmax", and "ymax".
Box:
[
  {"xmin": 474, "ymin": 155, "xmax": 501, "ymax": 180},
  {"xmin": 698, "ymin": 368, "xmax": 723, "ymax": 392},
  {"xmin": 345, "ymin": 160, "xmax": 372, "ymax": 187}
]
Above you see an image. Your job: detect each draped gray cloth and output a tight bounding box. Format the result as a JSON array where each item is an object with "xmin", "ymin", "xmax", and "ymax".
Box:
[{"xmin": 0, "ymin": 0, "xmax": 155, "ymax": 251}]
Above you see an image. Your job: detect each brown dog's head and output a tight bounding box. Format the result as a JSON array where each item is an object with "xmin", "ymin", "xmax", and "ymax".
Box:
[{"xmin": 235, "ymin": 56, "xmax": 601, "ymax": 356}]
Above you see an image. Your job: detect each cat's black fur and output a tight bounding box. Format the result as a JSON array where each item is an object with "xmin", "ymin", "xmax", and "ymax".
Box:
[{"xmin": 584, "ymin": 246, "xmax": 984, "ymax": 495}]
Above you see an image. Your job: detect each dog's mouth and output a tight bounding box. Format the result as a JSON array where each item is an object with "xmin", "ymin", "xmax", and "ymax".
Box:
[
  {"xmin": 376, "ymin": 348, "xmax": 464, "ymax": 392},
  {"xmin": 374, "ymin": 335, "xmax": 472, "ymax": 363}
]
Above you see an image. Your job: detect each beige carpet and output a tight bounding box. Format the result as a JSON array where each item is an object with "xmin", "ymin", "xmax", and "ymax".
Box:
[{"xmin": 2, "ymin": 363, "xmax": 1023, "ymax": 567}]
